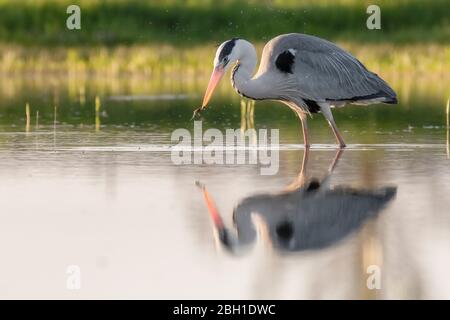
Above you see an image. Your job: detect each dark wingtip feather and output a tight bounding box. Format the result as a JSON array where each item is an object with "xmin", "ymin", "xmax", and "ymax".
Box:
[{"xmin": 384, "ymin": 96, "xmax": 398, "ymax": 104}]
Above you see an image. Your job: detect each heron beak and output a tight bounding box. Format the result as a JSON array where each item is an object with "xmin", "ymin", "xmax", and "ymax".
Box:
[
  {"xmin": 196, "ymin": 181, "xmax": 224, "ymax": 230},
  {"xmin": 203, "ymin": 187, "xmax": 224, "ymax": 229},
  {"xmin": 202, "ymin": 66, "xmax": 225, "ymax": 108}
]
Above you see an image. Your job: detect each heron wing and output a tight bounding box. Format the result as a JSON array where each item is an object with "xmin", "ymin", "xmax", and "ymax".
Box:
[{"xmin": 261, "ymin": 33, "xmax": 396, "ymax": 103}]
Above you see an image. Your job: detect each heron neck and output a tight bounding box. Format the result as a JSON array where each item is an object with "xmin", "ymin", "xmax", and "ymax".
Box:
[
  {"xmin": 217, "ymin": 216, "xmax": 256, "ymax": 253},
  {"xmin": 231, "ymin": 44, "xmax": 270, "ymax": 100}
]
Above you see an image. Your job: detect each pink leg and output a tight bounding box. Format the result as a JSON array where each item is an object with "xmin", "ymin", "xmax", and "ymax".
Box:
[
  {"xmin": 285, "ymin": 147, "xmax": 310, "ymax": 192},
  {"xmin": 328, "ymin": 119, "xmax": 346, "ymax": 148},
  {"xmin": 299, "ymin": 113, "xmax": 310, "ymax": 148},
  {"xmin": 320, "ymin": 103, "xmax": 346, "ymax": 148}
]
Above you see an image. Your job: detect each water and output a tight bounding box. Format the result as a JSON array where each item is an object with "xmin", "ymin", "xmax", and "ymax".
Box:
[{"xmin": 0, "ymin": 76, "xmax": 449, "ymax": 299}]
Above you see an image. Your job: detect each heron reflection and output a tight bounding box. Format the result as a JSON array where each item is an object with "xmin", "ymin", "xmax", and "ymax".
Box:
[{"xmin": 197, "ymin": 149, "xmax": 396, "ymax": 254}]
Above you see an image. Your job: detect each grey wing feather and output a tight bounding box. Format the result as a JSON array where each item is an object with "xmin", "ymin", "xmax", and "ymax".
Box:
[{"xmin": 261, "ymin": 33, "xmax": 397, "ymax": 103}]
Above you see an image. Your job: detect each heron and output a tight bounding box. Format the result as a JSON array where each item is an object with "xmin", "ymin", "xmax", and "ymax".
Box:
[
  {"xmin": 196, "ymin": 149, "xmax": 397, "ymax": 253},
  {"xmin": 193, "ymin": 33, "xmax": 398, "ymax": 148}
]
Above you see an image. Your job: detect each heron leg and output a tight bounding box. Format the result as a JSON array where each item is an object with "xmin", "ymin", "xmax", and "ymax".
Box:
[
  {"xmin": 297, "ymin": 112, "xmax": 310, "ymax": 148},
  {"xmin": 284, "ymin": 146, "xmax": 310, "ymax": 192},
  {"xmin": 296, "ymin": 146, "xmax": 309, "ymax": 188},
  {"xmin": 320, "ymin": 103, "xmax": 346, "ymax": 148},
  {"xmin": 328, "ymin": 148, "xmax": 344, "ymax": 174},
  {"xmin": 320, "ymin": 148, "xmax": 345, "ymax": 189}
]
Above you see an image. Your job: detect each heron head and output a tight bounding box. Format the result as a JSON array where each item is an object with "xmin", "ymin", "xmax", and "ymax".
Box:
[{"xmin": 201, "ymin": 38, "xmax": 241, "ymax": 108}]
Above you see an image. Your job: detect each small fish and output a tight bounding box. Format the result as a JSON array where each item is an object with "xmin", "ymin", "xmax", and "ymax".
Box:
[{"xmin": 190, "ymin": 106, "xmax": 205, "ymax": 120}]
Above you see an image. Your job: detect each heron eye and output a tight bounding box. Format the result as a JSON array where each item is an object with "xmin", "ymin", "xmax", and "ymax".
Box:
[{"xmin": 222, "ymin": 57, "xmax": 229, "ymax": 65}]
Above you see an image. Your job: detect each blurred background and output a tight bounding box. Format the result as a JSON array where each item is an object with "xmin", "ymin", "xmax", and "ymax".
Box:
[
  {"xmin": 0, "ymin": 0, "xmax": 448, "ymax": 128},
  {"xmin": 0, "ymin": 0, "xmax": 449, "ymax": 299}
]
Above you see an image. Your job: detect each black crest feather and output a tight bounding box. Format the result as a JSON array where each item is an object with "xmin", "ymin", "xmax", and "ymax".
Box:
[{"xmin": 218, "ymin": 38, "xmax": 239, "ymax": 61}]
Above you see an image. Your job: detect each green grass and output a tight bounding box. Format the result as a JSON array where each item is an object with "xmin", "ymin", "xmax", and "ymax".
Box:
[
  {"xmin": 1, "ymin": 43, "xmax": 449, "ymax": 76},
  {"xmin": 0, "ymin": 0, "xmax": 448, "ymax": 75},
  {"xmin": 0, "ymin": 0, "xmax": 449, "ymax": 46}
]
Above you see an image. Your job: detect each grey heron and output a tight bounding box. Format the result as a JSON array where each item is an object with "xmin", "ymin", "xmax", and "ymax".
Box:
[
  {"xmin": 196, "ymin": 149, "xmax": 397, "ymax": 253},
  {"xmin": 193, "ymin": 33, "xmax": 398, "ymax": 148}
]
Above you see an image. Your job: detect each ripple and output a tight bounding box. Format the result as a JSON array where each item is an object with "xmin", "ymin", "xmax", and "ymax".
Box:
[{"xmin": 58, "ymin": 143, "xmax": 446, "ymax": 153}]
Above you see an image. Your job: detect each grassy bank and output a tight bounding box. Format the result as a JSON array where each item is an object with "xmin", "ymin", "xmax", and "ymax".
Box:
[
  {"xmin": 0, "ymin": 0, "xmax": 448, "ymax": 76},
  {"xmin": 0, "ymin": 0, "xmax": 449, "ymax": 46},
  {"xmin": 1, "ymin": 43, "xmax": 449, "ymax": 76}
]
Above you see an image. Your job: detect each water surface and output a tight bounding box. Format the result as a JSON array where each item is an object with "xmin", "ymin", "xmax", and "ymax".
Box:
[{"xmin": 0, "ymin": 76, "xmax": 449, "ymax": 299}]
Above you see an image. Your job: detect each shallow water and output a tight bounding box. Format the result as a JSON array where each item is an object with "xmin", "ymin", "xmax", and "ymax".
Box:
[{"xmin": 0, "ymin": 77, "xmax": 449, "ymax": 299}]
